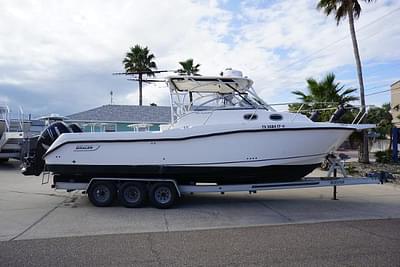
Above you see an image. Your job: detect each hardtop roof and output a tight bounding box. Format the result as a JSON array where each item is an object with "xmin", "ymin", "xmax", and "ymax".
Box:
[{"xmin": 167, "ymin": 76, "xmax": 253, "ymax": 94}]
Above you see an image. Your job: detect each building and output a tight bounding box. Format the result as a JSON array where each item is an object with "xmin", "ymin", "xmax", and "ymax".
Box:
[
  {"xmin": 67, "ymin": 105, "xmax": 171, "ymax": 132},
  {"xmin": 391, "ymin": 80, "xmax": 400, "ymax": 126}
]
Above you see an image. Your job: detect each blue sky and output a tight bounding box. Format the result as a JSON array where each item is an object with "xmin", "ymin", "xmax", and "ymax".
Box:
[{"xmin": 0, "ymin": 0, "xmax": 399, "ymax": 118}]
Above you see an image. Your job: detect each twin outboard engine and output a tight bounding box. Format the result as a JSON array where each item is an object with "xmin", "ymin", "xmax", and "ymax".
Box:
[{"xmin": 21, "ymin": 122, "xmax": 82, "ymax": 176}]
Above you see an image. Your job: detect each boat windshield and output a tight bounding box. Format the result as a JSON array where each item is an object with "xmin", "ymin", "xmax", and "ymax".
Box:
[
  {"xmin": 190, "ymin": 91, "xmax": 266, "ymax": 111},
  {"xmin": 167, "ymin": 76, "xmax": 274, "ymax": 120}
]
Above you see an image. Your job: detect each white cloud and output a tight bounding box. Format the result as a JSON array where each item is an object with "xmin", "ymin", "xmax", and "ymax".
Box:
[
  {"xmin": 0, "ymin": 0, "xmax": 399, "ymax": 116},
  {"xmin": 0, "ymin": 95, "xmax": 10, "ymax": 104},
  {"xmin": 124, "ymin": 82, "xmax": 169, "ymax": 106}
]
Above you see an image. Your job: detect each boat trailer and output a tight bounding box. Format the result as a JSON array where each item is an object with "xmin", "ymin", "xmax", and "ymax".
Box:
[{"xmin": 47, "ymin": 158, "xmax": 388, "ymax": 209}]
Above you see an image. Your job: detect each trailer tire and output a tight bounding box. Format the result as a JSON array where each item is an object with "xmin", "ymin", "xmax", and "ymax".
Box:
[
  {"xmin": 149, "ymin": 182, "xmax": 177, "ymax": 209},
  {"xmin": 88, "ymin": 181, "xmax": 116, "ymax": 207},
  {"xmin": 118, "ymin": 182, "xmax": 147, "ymax": 208}
]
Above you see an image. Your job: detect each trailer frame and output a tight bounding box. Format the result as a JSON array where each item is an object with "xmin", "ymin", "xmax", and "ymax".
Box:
[{"xmin": 49, "ymin": 158, "xmax": 386, "ymax": 208}]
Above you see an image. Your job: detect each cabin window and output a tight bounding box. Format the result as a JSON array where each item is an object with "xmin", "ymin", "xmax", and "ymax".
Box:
[
  {"xmin": 269, "ymin": 114, "xmax": 283, "ymax": 121},
  {"xmin": 103, "ymin": 124, "xmax": 116, "ymax": 132},
  {"xmin": 243, "ymin": 114, "xmax": 258, "ymax": 120}
]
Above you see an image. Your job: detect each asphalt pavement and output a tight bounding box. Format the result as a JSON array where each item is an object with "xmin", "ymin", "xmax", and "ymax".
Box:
[{"xmin": 1, "ymin": 219, "xmax": 399, "ymax": 266}]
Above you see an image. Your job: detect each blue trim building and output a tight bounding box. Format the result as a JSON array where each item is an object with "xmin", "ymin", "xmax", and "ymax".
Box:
[{"xmin": 66, "ymin": 105, "xmax": 171, "ymax": 132}]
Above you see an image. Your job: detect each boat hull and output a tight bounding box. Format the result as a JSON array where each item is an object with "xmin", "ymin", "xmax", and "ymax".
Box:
[
  {"xmin": 50, "ymin": 163, "xmax": 321, "ymax": 185},
  {"xmin": 45, "ymin": 126, "xmax": 354, "ymax": 184}
]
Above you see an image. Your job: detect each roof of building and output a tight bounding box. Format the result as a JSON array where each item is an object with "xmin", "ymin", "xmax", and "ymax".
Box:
[
  {"xmin": 67, "ymin": 105, "xmax": 171, "ymax": 124},
  {"xmin": 391, "ymin": 80, "xmax": 400, "ymax": 87}
]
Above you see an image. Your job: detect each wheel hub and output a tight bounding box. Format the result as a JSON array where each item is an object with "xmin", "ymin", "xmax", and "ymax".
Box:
[
  {"xmin": 95, "ymin": 186, "xmax": 110, "ymax": 202},
  {"xmin": 155, "ymin": 187, "xmax": 171, "ymax": 204},
  {"xmin": 124, "ymin": 187, "xmax": 140, "ymax": 203}
]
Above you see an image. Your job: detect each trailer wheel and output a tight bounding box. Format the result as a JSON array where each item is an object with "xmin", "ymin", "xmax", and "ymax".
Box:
[
  {"xmin": 118, "ymin": 182, "xmax": 147, "ymax": 208},
  {"xmin": 149, "ymin": 182, "xmax": 177, "ymax": 209},
  {"xmin": 88, "ymin": 181, "xmax": 116, "ymax": 207}
]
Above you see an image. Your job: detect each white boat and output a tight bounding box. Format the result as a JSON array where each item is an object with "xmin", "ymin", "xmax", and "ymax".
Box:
[
  {"xmin": 0, "ymin": 105, "xmax": 29, "ymax": 161},
  {"xmin": 22, "ymin": 70, "xmax": 371, "ymax": 184},
  {"xmin": 1, "ymin": 105, "xmax": 54, "ymax": 162}
]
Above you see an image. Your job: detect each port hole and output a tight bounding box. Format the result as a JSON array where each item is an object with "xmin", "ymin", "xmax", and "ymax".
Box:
[
  {"xmin": 269, "ymin": 114, "xmax": 283, "ymax": 121},
  {"xmin": 244, "ymin": 114, "xmax": 258, "ymax": 120}
]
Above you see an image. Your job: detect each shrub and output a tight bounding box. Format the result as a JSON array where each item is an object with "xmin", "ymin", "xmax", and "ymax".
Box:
[{"xmin": 374, "ymin": 150, "xmax": 392, "ymax": 163}]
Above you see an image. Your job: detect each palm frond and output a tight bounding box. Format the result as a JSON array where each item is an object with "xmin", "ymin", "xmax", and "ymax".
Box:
[
  {"xmin": 353, "ymin": 0, "xmax": 362, "ymax": 18},
  {"xmin": 341, "ymin": 87, "xmax": 358, "ymax": 96},
  {"xmin": 122, "ymin": 44, "xmax": 157, "ymax": 74},
  {"xmin": 335, "ymin": 4, "xmax": 348, "ymax": 24},
  {"xmin": 317, "ymin": 0, "xmax": 372, "ymax": 25},
  {"xmin": 177, "ymin": 58, "xmax": 201, "ymax": 75}
]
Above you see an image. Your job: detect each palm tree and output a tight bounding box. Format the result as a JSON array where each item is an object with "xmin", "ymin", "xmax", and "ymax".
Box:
[
  {"xmin": 290, "ymin": 73, "xmax": 358, "ymax": 122},
  {"xmin": 123, "ymin": 45, "xmax": 157, "ymax": 106},
  {"xmin": 317, "ymin": 0, "xmax": 374, "ymax": 162},
  {"xmin": 177, "ymin": 59, "xmax": 201, "ymax": 76}
]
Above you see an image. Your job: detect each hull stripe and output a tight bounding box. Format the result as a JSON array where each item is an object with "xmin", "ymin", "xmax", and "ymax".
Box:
[{"xmin": 161, "ymin": 152, "xmax": 326, "ymax": 166}]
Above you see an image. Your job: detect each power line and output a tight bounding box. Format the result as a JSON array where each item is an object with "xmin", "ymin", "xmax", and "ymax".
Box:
[
  {"xmin": 356, "ymin": 6, "xmax": 400, "ymax": 32},
  {"xmin": 342, "ymin": 83, "xmax": 389, "ymax": 93},
  {"xmin": 365, "ymin": 88, "xmax": 393, "ymax": 96},
  {"xmin": 257, "ymin": 7, "xmax": 400, "ymax": 98},
  {"xmin": 364, "ymin": 82, "xmax": 400, "ymax": 96},
  {"xmin": 273, "ymin": 6, "xmax": 400, "ymax": 74},
  {"xmin": 364, "ymin": 84, "xmax": 390, "ymax": 92}
]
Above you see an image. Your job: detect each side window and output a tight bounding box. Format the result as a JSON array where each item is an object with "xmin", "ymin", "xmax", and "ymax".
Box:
[
  {"xmin": 269, "ymin": 114, "xmax": 283, "ymax": 121},
  {"xmin": 243, "ymin": 114, "xmax": 258, "ymax": 120},
  {"xmin": 104, "ymin": 124, "xmax": 116, "ymax": 132}
]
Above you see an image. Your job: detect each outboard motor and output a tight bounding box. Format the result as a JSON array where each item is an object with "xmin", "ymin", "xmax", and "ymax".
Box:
[
  {"xmin": 22, "ymin": 121, "xmax": 72, "ymax": 176},
  {"xmin": 69, "ymin": 123, "xmax": 83, "ymax": 133},
  {"xmin": 309, "ymin": 111, "xmax": 320, "ymax": 122},
  {"xmin": 329, "ymin": 105, "xmax": 347, "ymax": 123}
]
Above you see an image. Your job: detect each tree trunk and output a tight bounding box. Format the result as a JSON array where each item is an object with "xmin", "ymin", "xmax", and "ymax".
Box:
[
  {"xmin": 139, "ymin": 73, "xmax": 143, "ymax": 106},
  {"xmin": 348, "ymin": 8, "xmax": 369, "ymax": 163}
]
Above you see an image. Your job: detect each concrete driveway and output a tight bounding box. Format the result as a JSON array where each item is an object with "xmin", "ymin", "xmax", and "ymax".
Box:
[{"xmin": 1, "ymin": 160, "xmax": 399, "ymax": 241}]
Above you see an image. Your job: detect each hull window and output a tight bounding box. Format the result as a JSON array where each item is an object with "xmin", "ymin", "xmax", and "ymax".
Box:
[
  {"xmin": 270, "ymin": 114, "xmax": 283, "ymax": 121},
  {"xmin": 244, "ymin": 114, "xmax": 258, "ymax": 120}
]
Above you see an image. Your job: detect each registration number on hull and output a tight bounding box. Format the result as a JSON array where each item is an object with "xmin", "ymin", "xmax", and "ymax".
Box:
[{"xmin": 262, "ymin": 124, "xmax": 285, "ymax": 129}]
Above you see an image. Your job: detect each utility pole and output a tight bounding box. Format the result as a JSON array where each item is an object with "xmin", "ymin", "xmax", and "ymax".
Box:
[{"xmin": 110, "ymin": 90, "xmax": 113, "ymax": 105}]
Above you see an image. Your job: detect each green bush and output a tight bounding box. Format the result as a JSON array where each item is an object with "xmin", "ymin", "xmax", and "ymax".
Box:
[
  {"xmin": 374, "ymin": 150, "xmax": 392, "ymax": 163},
  {"xmin": 344, "ymin": 164, "xmax": 357, "ymax": 175}
]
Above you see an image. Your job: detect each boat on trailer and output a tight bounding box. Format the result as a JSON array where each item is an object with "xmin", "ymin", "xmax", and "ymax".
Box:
[
  {"xmin": 21, "ymin": 69, "xmax": 375, "ymax": 208},
  {"xmin": 0, "ymin": 105, "xmax": 40, "ymax": 162}
]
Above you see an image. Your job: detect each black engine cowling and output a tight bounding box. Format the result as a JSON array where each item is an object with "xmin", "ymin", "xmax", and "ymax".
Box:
[
  {"xmin": 21, "ymin": 121, "xmax": 82, "ymax": 176},
  {"xmin": 69, "ymin": 123, "xmax": 83, "ymax": 133}
]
